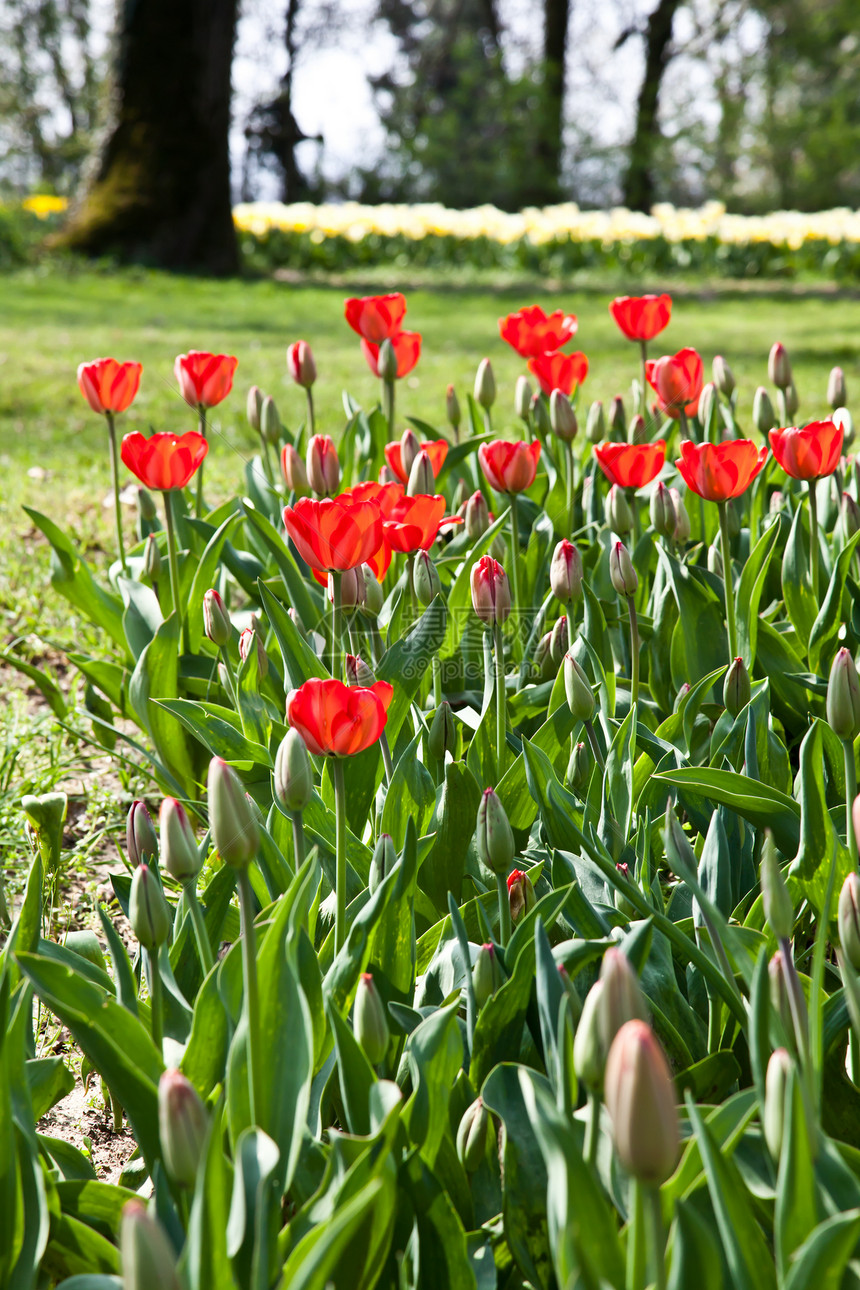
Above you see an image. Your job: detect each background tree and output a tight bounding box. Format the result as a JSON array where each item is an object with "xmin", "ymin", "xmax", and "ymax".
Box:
[{"xmin": 619, "ymin": 0, "xmax": 683, "ymax": 211}]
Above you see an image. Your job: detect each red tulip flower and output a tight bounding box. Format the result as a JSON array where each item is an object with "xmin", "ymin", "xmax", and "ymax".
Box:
[
  {"xmin": 594, "ymin": 441, "xmax": 666, "ymax": 490},
  {"xmin": 479, "ymin": 439, "xmax": 541, "ymax": 494},
  {"xmin": 361, "ymin": 330, "xmax": 422, "ymax": 379},
  {"xmin": 174, "ymin": 351, "xmax": 238, "ymax": 409},
  {"xmin": 645, "ymin": 348, "xmax": 703, "ymax": 419},
  {"xmin": 121, "ymin": 431, "xmax": 209, "ymax": 491},
  {"xmin": 609, "ymin": 295, "xmax": 672, "ymax": 343},
  {"xmin": 499, "ymin": 305, "xmax": 577, "ymax": 359},
  {"xmin": 675, "ymin": 438, "xmax": 768, "ymax": 503},
  {"xmin": 344, "ymin": 293, "xmax": 407, "ymax": 343},
  {"xmin": 769, "ymin": 420, "xmax": 843, "ymax": 481},
  {"xmin": 528, "ymin": 351, "xmax": 589, "ymax": 397},
  {"xmin": 383, "ymin": 494, "xmax": 447, "ymax": 553},
  {"xmin": 282, "ymin": 496, "xmax": 383, "ymax": 572},
  {"xmin": 286, "ymin": 677, "xmax": 393, "ymax": 757},
  {"xmin": 342, "ymin": 479, "xmax": 405, "ymax": 518},
  {"xmin": 287, "ymin": 341, "xmax": 316, "ymax": 388},
  {"xmin": 384, "ymin": 438, "xmax": 447, "ymax": 486},
  {"xmin": 77, "ymin": 358, "xmax": 143, "ymax": 414}
]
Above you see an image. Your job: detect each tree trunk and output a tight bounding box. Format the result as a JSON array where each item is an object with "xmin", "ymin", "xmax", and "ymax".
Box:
[
  {"xmin": 58, "ymin": 0, "xmax": 239, "ymax": 274},
  {"xmin": 537, "ymin": 0, "xmax": 570, "ymax": 202},
  {"xmin": 622, "ymin": 0, "xmax": 681, "ymax": 212}
]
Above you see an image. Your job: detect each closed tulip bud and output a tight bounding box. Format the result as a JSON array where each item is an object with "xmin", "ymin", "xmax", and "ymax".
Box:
[
  {"xmin": 550, "ymin": 539, "xmax": 583, "ymax": 603},
  {"xmin": 515, "ymin": 375, "xmax": 533, "ymax": 422},
  {"xmin": 833, "ymin": 406, "xmax": 854, "ymax": 448},
  {"xmin": 127, "ymin": 800, "xmax": 158, "ymax": 867},
  {"xmin": 712, "ymin": 355, "xmax": 735, "ymax": 398},
  {"xmin": 260, "ymin": 394, "xmax": 280, "ymax": 446},
  {"xmin": 760, "ymin": 831, "xmax": 794, "ymax": 940},
  {"xmin": 129, "ymin": 864, "xmax": 171, "ymax": 951},
  {"xmin": 207, "ymin": 757, "xmax": 259, "ymax": 868},
  {"xmin": 784, "ymin": 382, "xmax": 799, "ymax": 419},
  {"xmin": 763, "ymin": 1047, "xmax": 793, "ymax": 1161},
  {"xmin": 629, "ymin": 414, "xmax": 648, "ymax": 445},
  {"xmin": 586, "ymin": 400, "xmax": 606, "ymax": 444},
  {"xmin": 446, "ymin": 383, "xmax": 461, "ymax": 430},
  {"xmin": 768, "ymin": 342, "xmax": 792, "ymax": 391},
  {"xmin": 158, "ymin": 1069, "xmax": 208, "ymax": 1188},
  {"xmin": 287, "ymin": 340, "xmax": 316, "ymax": 388},
  {"xmin": 159, "ymin": 798, "xmax": 201, "ymax": 882},
  {"xmin": 753, "ymin": 386, "xmax": 776, "ymax": 434},
  {"xmin": 120, "ymin": 1200, "xmax": 182, "ymax": 1290},
  {"xmin": 610, "ymin": 540, "xmax": 638, "ymax": 597},
  {"xmin": 574, "ymin": 979, "xmax": 607, "ymax": 1090},
  {"xmin": 353, "ymin": 973, "xmax": 388, "ymax": 1065},
  {"xmin": 769, "ymin": 950, "xmax": 794, "ymax": 1036},
  {"xmin": 842, "ymin": 492, "xmax": 860, "ymax": 539},
  {"xmin": 274, "ymin": 728, "xmax": 313, "ymax": 813},
  {"xmin": 854, "ymin": 794, "xmax": 860, "ymax": 865},
  {"xmin": 609, "ymin": 394, "xmax": 626, "ymax": 439},
  {"xmin": 465, "ymin": 490, "xmax": 490, "ymax": 539},
  {"xmin": 838, "ymin": 871, "xmax": 860, "ymax": 972},
  {"xmin": 202, "ymin": 588, "xmax": 231, "ymax": 647},
  {"xmin": 378, "ymin": 337, "xmax": 399, "ymax": 382},
  {"xmin": 246, "ymin": 385, "xmax": 263, "ymax": 432},
  {"xmin": 456, "ymin": 1097, "xmax": 489, "ymax": 1172},
  {"xmin": 239, "ymin": 624, "xmax": 268, "ymax": 679},
  {"xmin": 600, "ymin": 947, "xmax": 648, "ymax": 1045},
  {"xmin": 407, "ymin": 448, "xmax": 435, "ymax": 497},
  {"xmin": 549, "ymin": 616, "xmax": 568, "ymax": 668},
  {"xmin": 568, "ymin": 739, "xmax": 592, "ymax": 793},
  {"xmin": 827, "ymin": 366, "xmax": 847, "ymax": 410},
  {"xmin": 476, "ymin": 787, "xmax": 515, "ymax": 876},
  {"xmin": 428, "ymin": 701, "xmax": 458, "ymax": 762},
  {"xmin": 650, "ymin": 481, "xmax": 676, "ymax": 539},
  {"xmin": 827, "ymin": 647, "xmax": 860, "ymax": 742},
  {"xmin": 670, "ymin": 488, "xmax": 690, "ymax": 543},
  {"xmin": 533, "ymin": 633, "xmax": 554, "ymax": 681},
  {"xmin": 306, "ymin": 434, "xmax": 340, "ymax": 497},
  {"xmin": 550, "ymin": 389, "xmax": 578, "ymax": 442},
  {"xmin": 470, "ymin": 556, "xmax": 510, "ymax": 626},
  {"xmin": 369, "ymin": 833, "xmax": 396, "ymax": 895},
  {"xmin": 698, "ymin": 383, "xmax": 718, "ymax": 435},
  {"xmin": 474, "ymin": 357, "xmax": 496, "ymax": 409},
  {"xmin": 217, "ymin": 661, "xmax": 230, "ymax": 693},
  {"xmin": 472, "ymin": 941, "xmax": 504, "ymax": 1007},
  {"xmin": 143, "ymin": 534, "xmax": 162, "ymax": 584},
  {"xmin": 564, "ymin": 651, "xmax": 595, "ymax": 722},
  {"xmin": 345, "ymin": 653, "xmax": 376, "ymax": 687},
  {"xmin": 362, "ymin": 564, "xmax": 384, "ymax": 617},
  {"xmin": 398, "ymin": 427, "xmax": 420, "ymax": 480},
  {"xmin": 411, "ymin": 551, "xmax": 439, "ymax": 605},
  {"xmin": 507, "ymin": 867, "xmax": 536, "ymax": 922},
  {"xmin": 281, "ymin": 443, "xmax": 310, "ymax": 496},
  {"xmin": 707, "ymin": 542, "xmax": 723, "ymax": 577},
  {"xmin": 137, "ymin": 486, "xmax": 157, "ymax": 522},
  {"xmin": 723, "ymin": 656, "xmax": 750, "ymax": 716},
  {"xmin": 673, "ymin": 681, "xmax": 691, "ymax": 712},
  {"xmin": 605, "ymin": 483, "xmax": 633, "ymax": 536},
  {"xmin": 605, "ymin": 1020, "xmax": 679, "ymax": 1186},
  {"xmin": 333, "ymin": 564, "xmax": 366, "ymax": 610}
]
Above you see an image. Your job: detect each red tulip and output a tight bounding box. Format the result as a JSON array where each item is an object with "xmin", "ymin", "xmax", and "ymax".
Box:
[
  {"xmin": 528, "ymin": 351, "xmax": 589, "ymax": 396},
  {"xmin": 499, "ymin": 305, "xmax": 577, "ymax": 359},
  {"xmin": 383, "ymin": 494, "xmax": 447, "ymax": 553},
  {"xmin": 609, "ymin": 294, "xmax": 672, "ymax": 343},
  {"xmin": 174, "ymin": 351, "xmax": 238, "ymax": 410},
  {"xmin": 286, "ymin": 677, "xmax": 393, "ymax": 756},
  {"xmin": 675, "ymin": 439, "xmax": 768, "ymax": 502},
  {"xmin": 479, "ymin": 439, "xmax": 541, "ymax": 494},
  {"xmin": 344, "ymin": 293, "xmax": 407, "ymax": 343},
  {"xmin": 594, "ymin": 441, "xmax": 666, "ymax": 489},
  {"xmin": 645, "ymin": 348, "xmax": 703, "ymax": 419},
  {"xmin": 471, "ymin": 555, "xmax": 511, "ymax": 625},
  {"xmin": 282, "ymin": 496, "xmax": 383, "ymax": 572},
  {"xmin": 120, "ymin": 431, "xmax": 208, "ymax": 491},
  {"xmin": 361, "ymin": 330, "xmax": 422, "ymax": 379},
  {"xmin": 77, "ymin": 358, "xmax": 142, "ymax": 414},
  {"xmin": 384, "ymin": 438, "xmax": 447, "ymax": 485},
  {"xmin": 769, "ymin": 420, "xmax": 843, "ymax": 481},
  {"xmin": 342, "ymin": 479, "xmax": 405, "ymax": 518},
  {"xmin": 287, "ymin": 341, "xmax": 316, "ymax": 388}
]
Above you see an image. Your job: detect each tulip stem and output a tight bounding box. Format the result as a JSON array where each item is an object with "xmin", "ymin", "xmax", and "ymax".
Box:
[
  {"xmin": 219, "ymin": 644, "xmax": 238, "ymax": 707},
  {"xmin": 305, "ymin": 387, "xmax": 315, "ymax": 438},
  {"xmin": 494, "ymin": 622, "xmax": 506, "ymax": 777},
  {"xmin": 331, "ymin": 570, "xmax": 343, "ymax": 680},
  {"xmin": 407, "ymin": 554, "xmax": 418, "ymax": 623},
  {"xmin": 383, "ymin": 378, "xmax": 395, "ymax": 442},
  {"xmin": 627, "ymin": 595, "xmax": 640, "ymax": 709},
  {"xmin": 844, "ymin": 737, "xmax": 858, "ymax": 869},
  {"xmin": 585, "ymin": 1089, "xmax": 600, "ymax": 1169},
  {"xmin": 717, "ymin": 501, "xmax": 738, "ymax": 665},
  {"xmin": 185, "ymin": 881, "xmax": 214, "ymax": 976},
  {"xmin": 639, "ymin": 341, "xmax": 649, "ymax": 427},
  {"xmin": 195, "ymin": 406, "xmax": 207, "ymax": 518},
  {"xmin": 333, "ymin": 757, "xmax": 347, "ymax": 954},
  {"xmin": 509, "ymin": 496, "xmax": 522, "ymax": 617},
  {"xmin": 432, "ymin": 655, "xmax": 442, "ymax": 707},
  {"xmin": 105, "ymin": 412, "xmax": 128, "ymax": 576},
  {"xmin": 237, "ymin": 867, "xmax": 262, "ymax": 1124},
  {"xmin": 146, "ymin": 948, "xmax": 163, "ymax": 1059},
  {"xmin": 644, "ymin": 1185, "xmax": 667, "ymax": 1290},
  {"xmin": 565, "ymin": 441, "xmax": 575, "ymax": 535},
  {"xmin": 584, "ymin": 719, "xmax": 605, "ymax": 774},
  {"xmin": 566, "ymin": 601, "xmax": 574, "ymax": 652},
  {"xmin": 496, "ymin": 873, "xmax": 511, "ymax": 947},
  {"xmin": 483, "ymin": 408, "xmax": 493, "ymax": 436},
  {"xmin": 292, "ymin": 810, "xmax": 305, "ymax": 871},
  {"xmin": 163, "ymin": 489, "xmax": 188, "ymax": 654},
  {"xmin": 808, "ymin": 480, "xmax": 820, "ymax": 602}
]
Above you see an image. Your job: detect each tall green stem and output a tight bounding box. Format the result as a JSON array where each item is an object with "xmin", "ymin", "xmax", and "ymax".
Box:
[
  {"xmin": 644, "ymin": 1185, "xmax": 667, "ymax": 1290},
  {"xmin": 627, "ymin": 595, "xmax": 640, "ymax": 708},
  {"xmin": 627, "ymin": 1179, "xmax": 646, "ymax": 1290},
  {"xmin": 845, "ymin": 736, "xmax": 858, "ymax": 869},
  {"xmin": 379, "ymin": 734, "xmax": 394, "ymax": 785},
  {"xmin": 163, "ymin": 489, "xmax": 187, "ymax": 653},
  {"xmin": 384, "ymin": 379, "xmax": 395, "ymax": 442},
  {"xmin": 330, "ymin": 570, "xmax": 343, "ymax": 679},
  {"xmin": 717, "ymin": 501, "xmax": 738, "ymax": 664},
  {"xmin": 407, "ymin": 554, "xmax": 418, "ymax": 623},
  {"xmin": 292, "ymin": 810, "xmax": 305, "ymax": 871},
  {"xmin": 566, "ymin": 603, "xmax": 574, "ymax": 652},
  {"xmin": 105, "ymin": 412, "xmax": 127, "ymax": 575},
  {"xmin": 185, "ymin": 882, "xmax": 214, "ymax": 976},
  {"xmin": 195, "ymin": 405, "xmax": 207, "ymax": 518},
  {"xmin": 565, "ymin": 441, "xmax": 574, "ymax": 535},
  {"xmin": 509, "ymin": 496, "xmax": 522, "ymax": 616},
  {"xmin": 585, "ymin": 1090, "xmax": 601, "ymax": 1169},
  {"xmin": 237, "ymin": 867, "xmax": 262, "ymax": 1124},
  {"xmin": 808, "ymin": 480, "xmax": 820, "ymax": 602},
  {"xmin": 306, "ymin": 387, "xmax": 315, "ymax": 438},
  {"xmin": 483, "ymin": 408, "xmax": 493, "ymax": 436},
  {"xmin": 494, "ymin": 622, "xmax": 506, "ymax": 777},
  {"xmin": 333, "ymin": 758, "xmax": 347, "ymax": 953},
  {"xmin": 146, "ymin": 948, "xmax": 163, "ymax": 1058},
  {"xmin": 219, "ymin": 644, "xmax": 238, "ymax": 707},
  {"xmin": 496, "ymin": 872, "xmax": 512, "ymax": 947}
]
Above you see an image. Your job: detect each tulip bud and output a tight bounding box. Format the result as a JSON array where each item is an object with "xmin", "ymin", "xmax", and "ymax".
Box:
[
  {"xmin": 287, "ymin": 340, "xmax": 317, "ymax": 389},
  {"xmin": 609, "ymin": 395, "xmax": 626, "ymax": 439},
  {"xmin": 137, "ymin": 486, "xmax": 157, "ymax": 522},
  {"xmin": 609, "ymin": 540, "xmax": 638, "ymax": 598},
  {"xmin": 838, "ymin": 871, "xmax": 860, "ymax": 972},
  {"xmin": 550, "ymin": 390, "xmax": 578, "ymax": 442},
  {"xmin": 826, "ymin": 366, "xmax": 846, "ymax": 411},
  {"xmin": 378, "ymin": 337, "xmax": 399, "ymax": 382},
  {"xmin": 306, "ymin": 434, "xmax": 340, "ymax": 497},
  {"xmin": 362, "ymin": 564, "xmax": 384, "ymax": 617},
  {"xmin": 239, "ymin": 624, "xmax": 268, "ymax": 679},
  {"xmin": 247, "ymin": 386, "xmax": 263, "ymax": 432},
  {"xmin": 127, "ymin": 800, "xmax": 158, "ymax": 867},
  {"xmin": 369, "ymin": 833, "xmax": 396, "ymax": 895},
  {"xmin": 207, "ymin": 757, "xmax": 259, "ymax": 868},
  {"xmin": 567, "ymin": 739, "xmax": 592, "ymax": 793},
  {"xmin": 784, "ymin": 383, "xmax": 799, "ymax": 419},
  {"xmin": 333, "ymin": 564, "xmax": 366, "ymax": 610},
  {"xmin": 605, "ymin": 1020, "xmax": 679, "ymax": 1186},
  {"xmin": 533, "ymin": 633, "xmax": 554, "ymax": 681},
  {"xmin": 670, "ymin": 488, "xmax": 690, "ymax": 543},
  {"xmin": 507, "ymin": 868, "xmax": 536, "ymax": 923},
  {"xmin": 446, "ymin": 384, "xmax": 461, "ymax": 431},
  {"xmin": 698, "ymin": 383, "xmax": 718, "ymax": 435},
  {"xmin": 158, "ymin": 1069, "xmax": 208, "ymax": 1187},
  {"xmin": 456, "ymin": 1097, "xmax": 489, "ymax": 1172},
  {"xmin": 143, "ymin": 534, "xmax": 162, "ymax": 584},
  {"xmin": 407, "ymin": 448, "xmax": 435, "ymax": 497},
  {"xmin": 586, "ymin": 400, "xmax": 606, "ymax": 444},
  {"xmin": 707, "ymin": 542, "xmax": 723, "ymax": 577},
  {"xmin": 614, "ymin": 863, "xmax": 639, "ymax": 920},
  {"xmin": 476, "ymin": 787, "xmax": 515, "ymax": 876},
  {"xmin": 768, "ymin": 342, "xmax": 792, "ymax": 391},
  {"xmin": 827, "ymin": 647, "xmax": 860, "ymax": 742},
  {"xmin": 763, "ymin": 1047, "xmax": 793, "ymax": 1162},
  {"xmin": 470, "ymin": 556, "xmax": 511, "ymax": 626},
  {"xmin": 120, "ymin": 1199, "xmax": 182, "ymax": 1290},
  {"xmin": 260, "ymin": 394, "xmax": 280, "ymax": 447},
  {"xmin": 202, "ymin": 588, "xmax": 231, "ymax": 648},
  {"xmin": 281, "ymin": 443, "xmax": 310, "ymax": 496},
  {"xmin": 398, "ymin": 427, "xmax": 420, "ymax": 481},
  {"xmin": 769, "ymin": 950, "xmax": 794, "ymax": 1037},
  {"xmin": 129, "ymin": 864, "xmax": 171, "ymax": 951},
  {"xmin": 353, "ymin": 972, "xmax": 388, "ymax": 1065},
  {"xmin": 574, "ymin": 979, "xmax": 608, "ymax": 1089},
  {"xmin": 345, "ymin": 653, "xmax": 376, "ymax": 688},
  {"xmin": 760, "ymin": 831, "xmax": 794, "ymax": 940},
  {"xmin": 833, "ymin": 407, "xmax": 854, "ymax": 448},
  {"xmin": 723, "ymin": 656, "xmax": 751, "ymax": 716},
  {"xmin": 673, "ymin": 681, "xmax": 691, "ymax": 712},
  {"xmin": 712, "ymin": 355, "xmax": 735, "ymax": 399},
  {"xmin": 465, "ymin": 491, "xmax": 490, "ymax": 540},
  {"xmin": 629, "ymin": 414, "xmax": 648, "ymax": 445},
  {"xmin": 842, "ymin": 492, "xmax": 860, "ymax": 540},
  {"xmin": 474, "ymin": 358, "xmax": 496, "ymax": 409},
  {"xmin": 472, "ymin": 941, "xmax": 504, "ymax": 1007},
  {"xmin": 275, "ymin": 728, "xmax": 313, "ymax": 813},
  {"xmin": 649, "ymin": 481, "xmax": 676, "ymax": 539},
  {"xmin": 409, "ymin": 550, "xmax": 439, "ymax": 606},
  {"xmin": 159, "ymin": 798, "xmax": 201, "ymax": 883},
  {"xmin": 549, "ymin": 616, "xmax": 568, "ymax": 669},
  {"xmin": 428, "ymin": 701, "xmax": 458, "ymax": 762},
  {"xmin": 753, "ymin": 386, "xmax": 776, "ymax": 434},
  {"xmin": 600, "ymin": 947, "xmax": 648, "ymax": 1043},
  {"xmin": 563, "ymin": 651, "xmax": 595, "ymax": 722},
  {"xmin": 550, "ymin": 539, "xmax": 583, "ymax": 603},
  {"xmin": 605, "ymin": 484, "xmax": 633, "ymax": 536}
]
